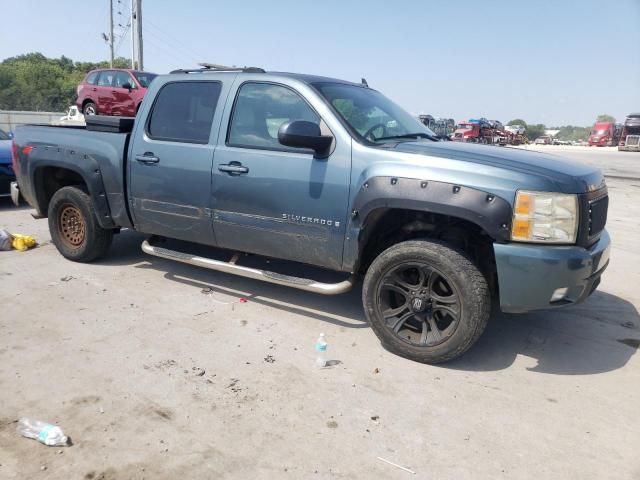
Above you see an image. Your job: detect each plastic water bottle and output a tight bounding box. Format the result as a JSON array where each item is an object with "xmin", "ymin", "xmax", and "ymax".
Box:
[
  {"xmin": 315, "ymin": 333, "xmax": 328, "ymax": 368},
  {"xmin": 17, "ymin": 417, "xmax": 69, "ymax": 446}
]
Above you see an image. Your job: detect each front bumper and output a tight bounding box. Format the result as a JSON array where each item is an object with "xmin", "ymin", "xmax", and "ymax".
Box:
[{"xmin": 494, "ymin": 230, "xmax": 611, "ymax": 313}]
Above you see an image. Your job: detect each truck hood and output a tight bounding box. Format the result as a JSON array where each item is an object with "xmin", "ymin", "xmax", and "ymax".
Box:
[{"xmin": 387, "ymin": 140, "xmax": 605, "ymax": 193}]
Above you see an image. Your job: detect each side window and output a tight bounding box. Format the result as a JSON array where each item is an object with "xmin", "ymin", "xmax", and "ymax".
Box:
[
  {"xmin": 114, "ymin": 71, "xmax": 133, "ymax": 88},
  {"xmin": 228, "ymin": 83, "xmax": 319, "ymax": 149},
  {"xmin": 86, "ymin": 71, "xmax": 99, "ymax": 85},
  {"xmin": 147, "ymin": 81, "xmax": 222, "ymax": 144},
  {"xmin": 97, "ymin": 71, "xmax": 114, "ymax": 87}
]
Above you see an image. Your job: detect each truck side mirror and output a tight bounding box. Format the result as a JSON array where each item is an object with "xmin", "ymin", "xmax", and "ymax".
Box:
[
  {"xmin": 278, "ymin": 120, "xmax": 332, "ymax": 156},
  {"xmin": 122, "ymin": 82, "xmax": 133, "ymax": 92},
  {"xmin": 7, "ymin": 132, "xmax": 14, "ymax": 139}
]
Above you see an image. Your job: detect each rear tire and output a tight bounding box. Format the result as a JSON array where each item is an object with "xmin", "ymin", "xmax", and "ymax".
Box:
[
  {"xmin": 83, "ymin": 101, "xmax": 97, "ymax": 116},
  {"xmin": 362, "ymin": 240, "xmax": 490, "ymax": 364},
  {"xmin": 48, "ymin": 186, "xmax": 113, "ymax": 262}
]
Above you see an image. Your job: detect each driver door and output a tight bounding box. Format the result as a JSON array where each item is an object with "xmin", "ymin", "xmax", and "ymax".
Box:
[{"xmin": 211, "ymin": 81, "xmax": 351, "ymax": 270}]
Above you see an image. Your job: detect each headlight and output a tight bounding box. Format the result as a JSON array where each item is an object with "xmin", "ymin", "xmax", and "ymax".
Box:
[{"xmin": 512, "ymin": 190, "xmax": 578, "ymax": 243}]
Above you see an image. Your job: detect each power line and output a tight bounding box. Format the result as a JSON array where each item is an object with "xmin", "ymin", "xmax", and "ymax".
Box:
[
  {"xmin": 143, "ymin": 34, "xmax": 189, "ymax": 67},
  {"xmin": 144, "ymin": 18, "xmax": 206, "ymax": 63},
  {"xmin": 143, "ymin": 25, "xmax": 200, "ymax": 65}
]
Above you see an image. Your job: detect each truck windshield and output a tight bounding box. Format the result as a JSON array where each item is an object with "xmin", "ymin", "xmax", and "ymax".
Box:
[
  {"xmin": 133, "ymin": 72, "xmax": 157, "ymax": 88},
  {"xmin": 312, "ymin": 82, "xmax": 436, "ymax": 143},
  {"xmin": 458, "ymin": 124, "xmax": 474, "ymax": 130}
]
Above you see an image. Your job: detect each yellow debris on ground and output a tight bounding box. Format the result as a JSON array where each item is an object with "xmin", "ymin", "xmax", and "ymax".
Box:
[
  {"xmin": 0, "ymin": 230, "xmax": 37, "ymax": 251},
  {"xmin": 11, "ymin": 234, "xmax": 37, "ymax": 251}
]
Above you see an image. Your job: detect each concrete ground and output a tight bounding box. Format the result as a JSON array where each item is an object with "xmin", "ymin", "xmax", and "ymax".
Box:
[{"xmin": 1, "ymin": 147, "xmax": 639, "ymax": 479}]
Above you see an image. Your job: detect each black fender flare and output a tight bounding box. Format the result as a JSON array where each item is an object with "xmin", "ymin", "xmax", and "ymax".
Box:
[
  {"xmin": 30, "ymin": 153, "xmax": 115, "ymax": 229},
  {"xmin": 342, "ymin": 176, "xmax": 513, "ymax": 271}
]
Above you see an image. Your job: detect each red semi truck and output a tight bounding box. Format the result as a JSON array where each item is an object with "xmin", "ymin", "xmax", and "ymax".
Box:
[{"xmin": 588, "ymin": 121, "xmax": 620, "ymax": 147}]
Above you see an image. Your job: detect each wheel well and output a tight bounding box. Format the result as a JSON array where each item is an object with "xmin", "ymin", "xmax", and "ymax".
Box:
[
  {"xmin": 34, "ymin": 166, "xmax": 88, "ymax": 217},
  {"xmin": 82, "ymin": 99, "xmax": 95, "ymax": 108},
  {"xmin": 357, "ymin": 208, "xmax": 497, "ymax": 290}
]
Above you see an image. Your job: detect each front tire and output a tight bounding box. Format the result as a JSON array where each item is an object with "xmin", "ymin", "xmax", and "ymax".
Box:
[
  {"xmin": 362, "ymin": 240, "xmax": 490, "ymax": 364},
  {"xmin": 48, "ymin": 186, "xmax": 113, "ymax": 262}
]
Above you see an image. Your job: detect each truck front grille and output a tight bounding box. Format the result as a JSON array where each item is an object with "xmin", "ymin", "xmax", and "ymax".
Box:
[
  {"xmin": 626, "ymin": 135, "xmax": 640, "ymax": 147},
  {"xmin": 588, "ymin": 195, "xmax": 608, "ymax": 236},
  {"xmin": 577, "ymin": 188, "xmax": 608, "ymax": 247}
]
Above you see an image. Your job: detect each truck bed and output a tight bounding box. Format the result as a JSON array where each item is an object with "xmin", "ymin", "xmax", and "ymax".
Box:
[{"xmin": 13, "ymin": 123, "xmax": 133, "ymax": 228}]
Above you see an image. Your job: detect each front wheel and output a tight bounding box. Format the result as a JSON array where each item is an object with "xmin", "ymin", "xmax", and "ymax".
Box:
[
  {"xmin": 48, "ymin": 186, "xmax": 113, "ymax": 262},
  {"xmin": 362, "ymin": 240, "xmax": 490, "ymax": 364}
]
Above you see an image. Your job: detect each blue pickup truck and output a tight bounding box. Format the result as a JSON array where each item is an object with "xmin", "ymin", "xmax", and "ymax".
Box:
[{"xmin": 10, "ymin": 66, "xmax": 610, "ymax": 363}]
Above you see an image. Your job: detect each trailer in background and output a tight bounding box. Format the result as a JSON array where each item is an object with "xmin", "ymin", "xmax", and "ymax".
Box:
[
  {"xmin": 452, "ymin": 118, "xmax": 508, "ymax": 145},
  {"xmin": 418, "ymin": 115, "xmax": 456, "ymax": 139},
  {"xmin": 618, "ymin": 113, "xmax": 640, "ymax": 151}
]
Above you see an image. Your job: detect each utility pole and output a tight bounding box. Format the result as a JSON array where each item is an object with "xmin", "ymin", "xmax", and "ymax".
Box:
[
  {"xmin": 135, "ymin": 0, "xmax": 144, "ymax": 71},
  {"xmin": 130, "ymin": 0, "xmax": 136, "ymax": 69},
  {"xmin": 109, "ymin": 0, "xmax": 114, "ymax": 67}
]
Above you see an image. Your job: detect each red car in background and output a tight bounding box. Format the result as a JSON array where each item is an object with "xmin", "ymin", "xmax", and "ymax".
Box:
[{"xmin": 76, "ymin": 68, "xmax": 157, "ymax": 117}]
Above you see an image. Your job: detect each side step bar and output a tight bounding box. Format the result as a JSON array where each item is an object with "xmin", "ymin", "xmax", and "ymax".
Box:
[{"xmin": 141, "ymin": 240, "xmax": 355, "ymax": 295}]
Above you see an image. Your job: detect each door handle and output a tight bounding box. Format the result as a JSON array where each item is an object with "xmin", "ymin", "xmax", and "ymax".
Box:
[
  {"xmin": 135, "ymin": 153, "xmax": 160, "ymax": 164},
  {"xmin": 218, "ymin": 162, "xmax": 249, "ymax": 175},
  {"xmin": 92, "ymin": 88, "xmax": 97, "ymax": 91}
]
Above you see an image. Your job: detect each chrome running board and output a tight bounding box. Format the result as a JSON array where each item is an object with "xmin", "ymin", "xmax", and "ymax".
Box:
[{"xmin": 141, "ymin": 239, "xmax": 355, "ymax": 295}]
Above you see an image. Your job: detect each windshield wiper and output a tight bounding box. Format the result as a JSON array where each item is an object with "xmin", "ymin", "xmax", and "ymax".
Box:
[{"xmin": 374, "ymin": 133, "xmax": 438, "ymax": 142}]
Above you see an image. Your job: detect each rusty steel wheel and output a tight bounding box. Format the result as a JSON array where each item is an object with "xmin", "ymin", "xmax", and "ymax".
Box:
[
  {"xmin": 48, "ymin": 187, "xmax": 113, "ymax": 262},
  {"xmin": 58, "ymin": 204, "xmax": 86, "ymax": 247}
]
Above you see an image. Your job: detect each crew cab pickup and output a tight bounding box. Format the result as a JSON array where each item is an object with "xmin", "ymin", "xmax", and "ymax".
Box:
[{"xmin": 10, "ymin": 66, "xmax": 611, "ymax": 363}]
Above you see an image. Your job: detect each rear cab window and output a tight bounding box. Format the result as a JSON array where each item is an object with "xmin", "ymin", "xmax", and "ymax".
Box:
[{"xmin": 146, "ymin": 81, "xmax": 222, "ymax": 144}]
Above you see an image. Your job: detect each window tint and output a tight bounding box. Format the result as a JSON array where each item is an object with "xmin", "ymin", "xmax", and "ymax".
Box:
[
  {"xmin": 114, "ymin": 71, "xmax": 133, "ymax": 88},
  {"xmin": 86, "ymin": 71, "xmax": 99, "ymax": 85},
  {"xmin": 97, "ymin": 71, "xmax": 114, "ymax": 87},
  {"xmin": 228, "ymin": 83, "xmax": 319, "ymax": 149},
  {"xmin": 147, "ymin": 81, "xmax": 221, "ymax": 144}
]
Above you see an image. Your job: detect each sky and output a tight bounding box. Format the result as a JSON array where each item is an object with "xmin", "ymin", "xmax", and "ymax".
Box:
[{"xmin": 0, "ymin": 0, "xmax": 638, "ymax": 126}]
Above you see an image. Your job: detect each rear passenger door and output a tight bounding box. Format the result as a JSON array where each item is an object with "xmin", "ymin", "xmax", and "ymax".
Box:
[{"xmin": 129, "ymin": 79, "xmax": 230, "ymax": 244}]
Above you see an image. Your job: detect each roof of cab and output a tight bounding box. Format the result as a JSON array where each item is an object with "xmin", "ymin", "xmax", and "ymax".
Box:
[{"xmin": 167, "ymin": 65, "xmax": 363, "ymax": 88}]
